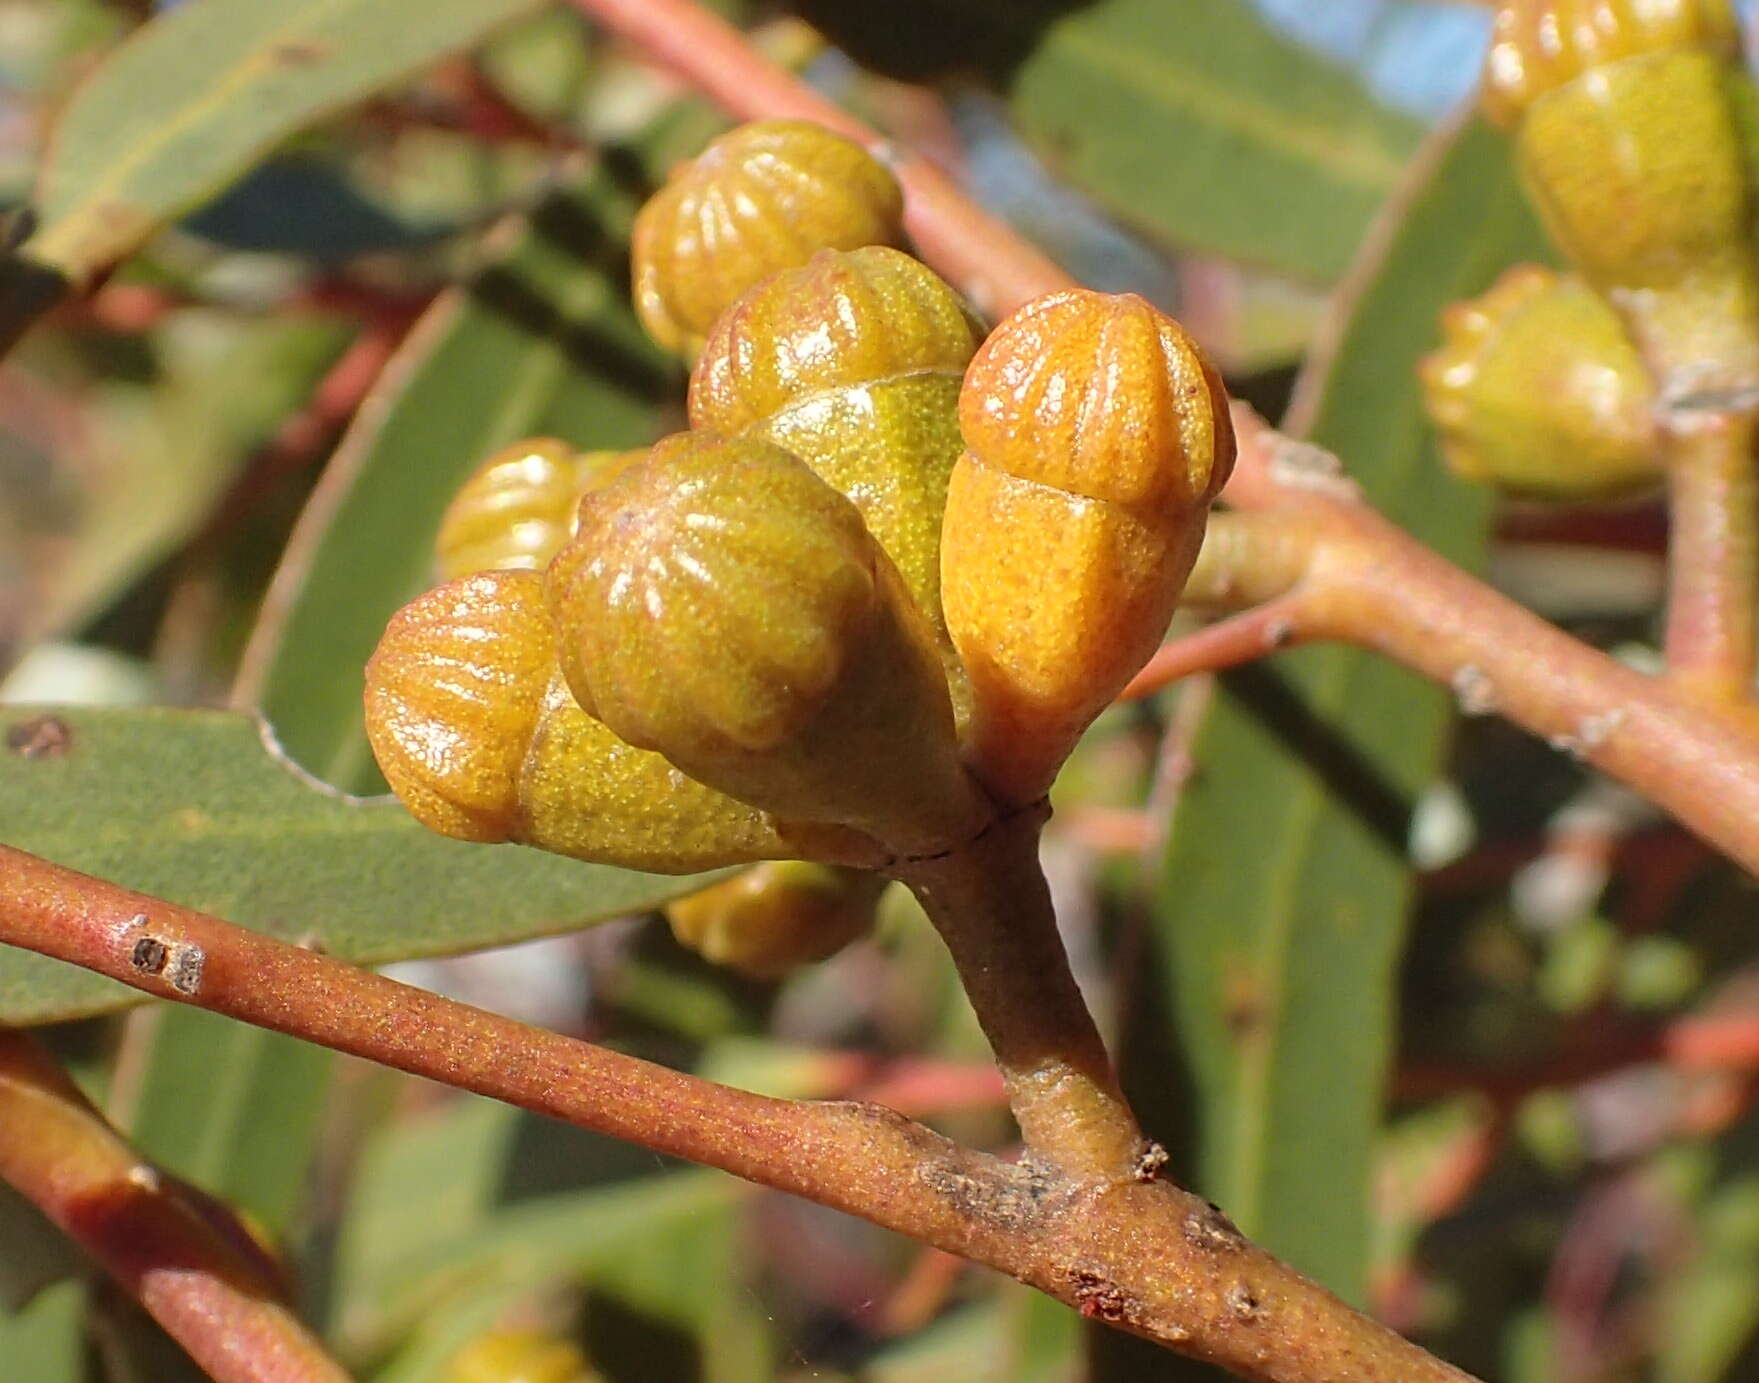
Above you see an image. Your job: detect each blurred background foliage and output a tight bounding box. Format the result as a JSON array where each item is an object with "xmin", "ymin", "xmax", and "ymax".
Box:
[{"xmin": 1, "ymin": 1, "xmax": 1756, "ymax": 1380}]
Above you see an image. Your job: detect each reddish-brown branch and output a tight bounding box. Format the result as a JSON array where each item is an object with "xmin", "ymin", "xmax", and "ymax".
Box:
[
  {"xmin": 0, "ymin": 842, "xmax": 1475, "ymax": 1383},
  {"xmin": 896, "ymin": 808, "xmax": 1144, "ymax": 1180},
  {"xmin": 1127, "ymin": 413, "xmax": 1759, "ymax": 874},
  {"xmin": 1660, "ymin": 413, "xmax": 1759, "ymax": 703},
  {"xmin": 1121, "ymin": 598, "xmax": 1313, "ymax": 700},
  {"xmin": 0, "ymin": 1032, "xmax": 351, "ymax": 1383}
]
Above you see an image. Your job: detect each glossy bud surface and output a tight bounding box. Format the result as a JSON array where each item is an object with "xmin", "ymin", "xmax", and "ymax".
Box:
[
  {"xmin": 690, "ymin": 246, "xmax": 982, "ymax": 703},
  {"xmin": 1484, "ymin": 0, "xmax": 1739, "ymax": 127},
  {"xmin": 667, "ymin": 860, "xmax": 886, "ymax": 978},
  {"xmin": 547, "ymin": 432, "xmax": 979, "ymax": 851},
  {"xmin": 1422, "ymin": 265, "xmax": 1659, "ymax": 499},
  {"xmin": 435, "ymin": 439, "xmax": 640, "ymax": 583},
  {"xmin": 633, "ymin": 119, "xmax": 904, "ymax": 356},
  {"xmin": 941, "ymin": 290, "xmax": 1233, "ymax": 804},
  {"xmin": 365, "ymin": 570, "xmax": 814, "ymax": 873}
]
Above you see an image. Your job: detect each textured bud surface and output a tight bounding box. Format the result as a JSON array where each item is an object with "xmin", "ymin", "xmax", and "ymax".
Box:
[
  {"xmin": 1507, "ymin": 45, "xmax": 1759, "ymax": 389},
  {"xmin": 364, "ymin": 572, "xmax": 556, "ymax": 842},
  {"xmin": 518, "ymin": 675, "xmax": 803, "ymax": 873},
  {"xmin": 1421, "ymin": 265, "xmax": 1659, "ymax": 498},
  {"xmin": 548, "ymin": 432, "xmax": 978, "ymax": 850},
  {"xmin": 435, "ymin": 439, "xmax": 640, "ymax": 583},
  {"xmin": 633, "ymin": 120, "xmax": 904, "ymax": 355},
  {"xmin": 942, "ymin": 289, "xmax": 1233, "ymax": 804},
  {"xmin": 366, "ymin": 570, "xmax": 811, "ymax": 872},
  {"xmin": 667, "ymin": 860, "xmax": 887, "ymax": 978},
  {"xmin": 956, "ymin": 290, "xmax": 1231, "ymax": 512},
  {"xmin": 691, "ymin": 247, "xmax": 981, "ymax": 438},
  {"xmin": 690, "ymin": 247, "xmax": 981, "ymax": 706},
  {"xmin": 1484, "ymin": 0, "xmax": 1738, "ymax": 126}
]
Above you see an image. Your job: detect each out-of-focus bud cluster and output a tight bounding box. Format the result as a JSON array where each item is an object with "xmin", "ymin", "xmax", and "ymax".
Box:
[
  {"xmin": 1440, "ymin": 0, "xmax": 1759, "ymax": 483},
  {"xmin": 1421, "ymin": 266, "xmax": 1660, "ymax": 499}
]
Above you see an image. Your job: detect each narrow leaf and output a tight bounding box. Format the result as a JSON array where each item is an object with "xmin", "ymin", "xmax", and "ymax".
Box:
[
  {"xmin": 1007, "ymin": 0, "xmax": 1423, "ymax": 281},
  {"xmin": 0, "ymin": 705, "xmax": 717, "ymax": 1024},
  {"xmin": 1142, "ymin": 116, "xmax": 1549, "ymax": 1306},
  {"xmin": 24, "ymin": 0, "xmax": 543, "ymax": 286},
  {"xmin": 126, "ymin": 1006, "xmax": 333, "ymax": 1238}
]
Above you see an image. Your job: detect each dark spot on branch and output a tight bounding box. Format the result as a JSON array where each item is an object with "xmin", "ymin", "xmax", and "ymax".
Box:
[
  {"xmin": 7, "ymin": 714, "xmax": 73, "ymax": 758},
  {"xmin": 1065, "ymin": 1267, "xmax": 1134, "ymax": 1324},
  {"xmin": 127, "ymin": 932, "xmax": 204, "ymax": 996},
  {"xmin": 1185, "ymin": 1200, "xmax": 1245, "ymax": 1253},
  {"xmin": 916, "ymin": 1147, "xmax": 1058, "ymax": 1232},
  {"xmin": 1227, "ymin": 1281, "xmax": 1262, "ymax": 1321},
  {"xmin": 130, "ymin": 936, "xmax": 168, "ymax": 976},
  {"xmin": 166, "ymin": 943, "xmax": 205, "ymax": 996}
]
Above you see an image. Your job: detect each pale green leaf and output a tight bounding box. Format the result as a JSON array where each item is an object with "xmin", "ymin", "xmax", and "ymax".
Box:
[
  {"xmin": 26, "ymin": 0, "xmax": 544, "ymax": 284},
  {"xmin": 0, "ymin": 705, "xmax": 717, "ymax": 1024},
  {"xmin": 1008, "ymin": 0, "xmax": 1423, "ymax": 281},
  {"xmin": 1142, "ymin": 117, "xmax": 1549, "ymax": 1307}
]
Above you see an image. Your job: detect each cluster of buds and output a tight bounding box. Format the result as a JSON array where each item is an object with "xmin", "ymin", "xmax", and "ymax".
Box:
[
  {"xmin": 1425, "ymin": 0, "xmax": 1759, "ymax": 495},
  {"xmin": 366, "ymin": 120, "xmax": 1232, "ymax": 974}
]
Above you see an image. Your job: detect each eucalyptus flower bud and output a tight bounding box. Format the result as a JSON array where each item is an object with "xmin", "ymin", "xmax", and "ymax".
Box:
[
  {"xmin": 546, "ymin": 432, "xmax": 982, "ymax": 853},
  {"xmin": 667, "ymin": 861, "xmax": 887, "ymax": 978},
  {"xmin": 1421, "ymin": 265, "xmax": 1660, "ymax": 498},
  {"xmin": 690, "ymin": 246, "xmax": 983, "ymax": 709},
  {"xmin": 633, "ymin": 119, "xmax": 905, "ymax": 357},
  {"xmin": 941, "ymin": 289, "xmax": 1234, "ymax": 804},
  {"xmin": 364, "ymin": 570, "xmax": 834, "ymax": 872},
  {"xmin": 1483, "ymin": 0, "xmax": 1759, "ymax": 392},
  {"xmin": 435, "ymin": 438, "xmax": 640, "ymax": 583}
]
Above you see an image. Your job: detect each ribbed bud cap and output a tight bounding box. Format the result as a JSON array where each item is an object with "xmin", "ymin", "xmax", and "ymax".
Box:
[
  {"xmin": 1421, "ymin": 264, "xmax": 1659, "ymax": 497},
  {"xmin": 546, "ymin": 431, "xmax": 975, "ymax": 849},
  {"xmin": 364, "ymin": 571, "xmax": 555, "ymax": 842},
  {"xmin": 957, "ymin": 289, "xmax": 1234, "ymax": 515},
  {"xmin": 435, "ymin": 439, "xmax": 640, "ymax": 583},
  {"xmin": 1484, "ymin": 0, "xmax": 1739, "ymax": 126},
  {"xmin": 633, "ymin": 120, "xmax": 905, "ymax": 355},
  {"xmin": 548, "ymin": 432, "xmax": 879, "ymax": 759},
  {"xmin": 690, "ymin": 247, "xmax": 981, "ymax": 437}
]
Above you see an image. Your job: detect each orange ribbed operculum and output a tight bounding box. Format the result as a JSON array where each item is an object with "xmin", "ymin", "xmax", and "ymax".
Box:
[
  {"xmin": 364, "ymin": 571, "xmax": 556, "ymax": 842},
  {"xmin": 941, "ymin": 290, "xmax": 1234, "ymax": 804},
  {"xmin": 632, "ymin": 120, "xmax": 904, "ymax": 357},
  {"xmin": 546, "ymin": 432, "xmax": 981, "ymax": 853}
]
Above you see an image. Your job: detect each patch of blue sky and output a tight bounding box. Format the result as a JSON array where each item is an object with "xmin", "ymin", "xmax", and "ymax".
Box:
[{"xmin": 1249, "ymin": 0, "xmax": 1490, "ymax": 121}]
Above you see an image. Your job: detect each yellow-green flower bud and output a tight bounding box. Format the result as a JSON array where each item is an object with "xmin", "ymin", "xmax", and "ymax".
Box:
[
  {"xmin": 941, "ymin": 290, "xmax": 1233, "ymax": 805},
  {"xmin": 546, "ymin": 432, "xmax": 982, "ymax": 853},
  {"xmin": 442, "ymin": 1329, "xmax": 601, "ymax": 1383},
  {"xmin": 1483, "ymin": 0, "xmax": 1759, "ymax": 393},
  {"xmin": 666, "ymin": 861, "xmax": 886, "ymax": 978},
  {"xmin": 434, "ymin": 439, "xmax": 641, "ymax": 583},
  {"xmin": 364, "ymin": 570, "xmax": 833, "ymax": 872},
  {"xmin": 1483, "ymin": 0, "xmax": 1740, "ymax": 127},
  {"xmin": 1421, "ymin": 265, "xmax": 1660, "ymax": 499},
  {"xmin": 689, "ymin": 246, "xmax": 982, "ymax": 710},
  {"xmin": 632, "ymin": 119, "xmax": 905, "ymax": 357}
]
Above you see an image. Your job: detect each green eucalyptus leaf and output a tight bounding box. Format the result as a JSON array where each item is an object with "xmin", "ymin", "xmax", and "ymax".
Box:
[
  {"xmin": 23, "ymin": 0, "xmax": 544, "ymax": 287},
  {"xmin": 0, "ymin": 705, "xmax": 718, "ymax": 1024},
  {"xmin": 125, "ymin": 1006, "xmax": 333, "ymax": 1238},
  {"xmin": 1139, "ymin": 116, "xmax": 1549, "ymax": 1310},
  {"xmin": 1006, "ymin": 0, "xmax": 1423, "ymax": 281}
]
